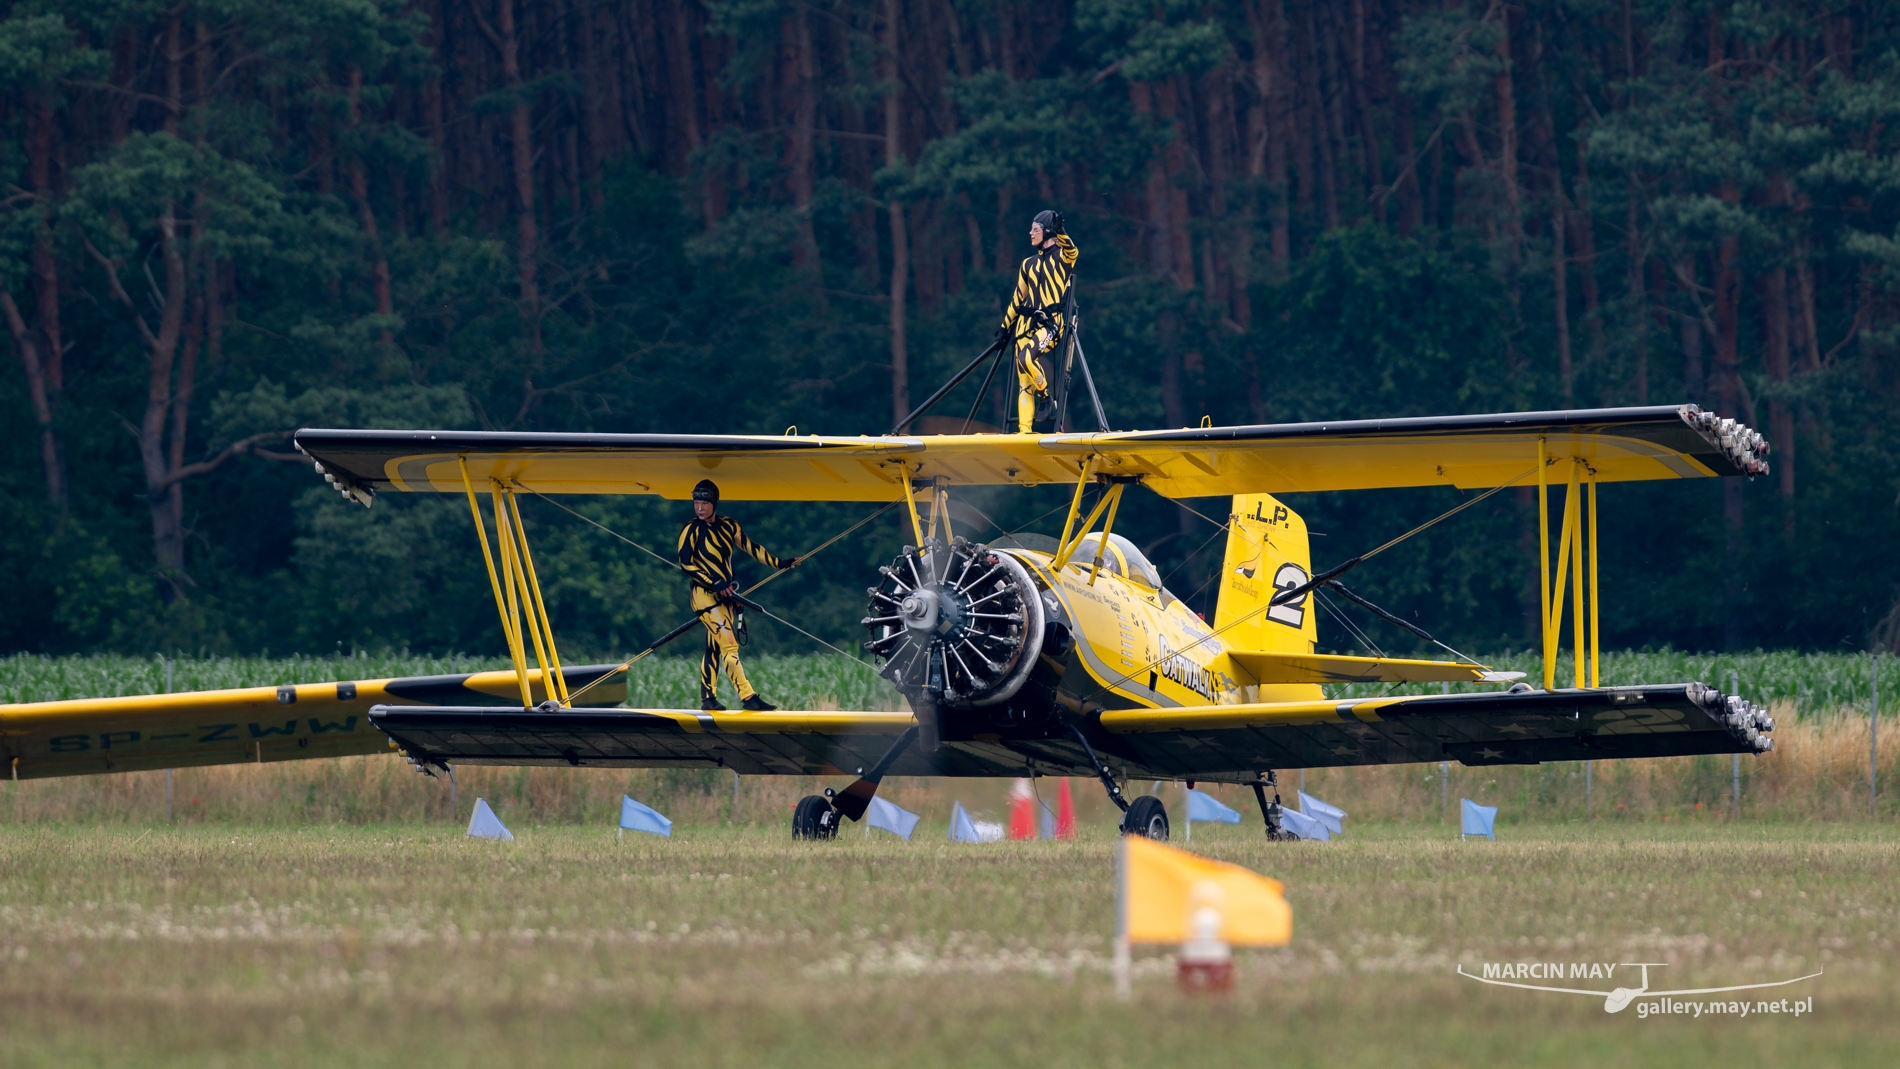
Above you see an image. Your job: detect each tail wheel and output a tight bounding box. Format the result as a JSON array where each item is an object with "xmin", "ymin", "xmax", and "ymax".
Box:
[
  {"xmin": 792, "ymin": 795, "xmax": 839, "ymax": 840},
  {"xmin": 1120, "ymin": 795, "xmax": 1169, "ymax": 840}
]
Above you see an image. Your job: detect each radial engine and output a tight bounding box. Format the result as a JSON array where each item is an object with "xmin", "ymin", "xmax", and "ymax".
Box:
[{"xmin": 862, "ymin": 537, "xmax": 1069, "ymax": 750}]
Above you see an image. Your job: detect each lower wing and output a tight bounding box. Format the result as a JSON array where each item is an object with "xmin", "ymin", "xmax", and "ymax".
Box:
[
  {"xmin": 0, "ymin": 666, "xmax": 626, "ymax": 780},
  {"xmin": 1094, "ymin": 683, "xmax": 1772, "ymax": 777},
  {"xmin": 366, "ymin": 683, "xmax": 1771, "ymax": 783}
]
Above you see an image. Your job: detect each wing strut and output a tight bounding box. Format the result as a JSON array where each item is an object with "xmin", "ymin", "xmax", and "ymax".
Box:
[
  {"xmin": 461, "ymin": 457, "xmax": 535, "ymax": 707},
  {"xmin": 1536, "ymin": 440, "xmax": 1602, "ymax": 690}
]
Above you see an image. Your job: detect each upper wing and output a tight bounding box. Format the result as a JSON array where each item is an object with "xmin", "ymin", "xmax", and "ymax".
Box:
[
  {"xmin": 293, "ymin": 405, "xmax": 1765, "ymax": 503},
  {"xmin": 0, "ymin": 665, "xmax": 626, "ymax": 780},
  {"xmin": 365, "ymin": 683, "xmax": 1773, "ymax": 783},
  {"xmin": 1062, "ymin": 405, "xmax": 1768, "ymax": 498}
]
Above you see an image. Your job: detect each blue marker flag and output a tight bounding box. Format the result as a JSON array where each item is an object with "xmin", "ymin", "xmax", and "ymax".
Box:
[
  {"xmin": 866, "ymin": 795, "xmax": 920, "ymax": 840},
  {"xmin": 1298, "ymin": 791, "xmax": 1346, "ymax": 836},
  {"xmin": 949, "ymin": 801, "xmax": 982, "ymax": 843},
  {"xmin": 1461, "ymin": 798, "xmax": 1498, "ymax": 840},
  {"xmin": 1278, "ymin": 806, "xmax": 1330, "ymax": 841},
  {"xmin": 1186, "ymin": 789, "xmax": 1242, "ymax": 824},
  {"xmin": 1038, "ymin": 801, "xmax": 1056, "ymax": 840},
  {"xmin": 619, "ymin": 795, "xmax": 673, "ymax": 837},
  {"xmin": 466, "ymin": 798, "xmax": 514, "ymax": 841}
]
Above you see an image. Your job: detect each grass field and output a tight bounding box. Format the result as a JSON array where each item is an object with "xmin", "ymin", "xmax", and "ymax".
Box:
[
  {"xmin": 0, "ymin": 820, "xmax": 1893, "ymax": 1067},
  {"xmin": 4, "ymin": 653, "xmax": 1897, "ymax": 1064}
]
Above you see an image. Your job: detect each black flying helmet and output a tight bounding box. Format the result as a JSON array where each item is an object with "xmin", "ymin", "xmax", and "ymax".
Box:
[{"xmin": 692, "ymin": 479, "xmax": 720, "ymax": 504}]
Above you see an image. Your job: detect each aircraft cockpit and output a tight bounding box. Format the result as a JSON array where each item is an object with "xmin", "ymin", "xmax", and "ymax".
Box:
[{"xmin": 1071, "ymin": 532, "xmax": 1176, "ymax": 607}]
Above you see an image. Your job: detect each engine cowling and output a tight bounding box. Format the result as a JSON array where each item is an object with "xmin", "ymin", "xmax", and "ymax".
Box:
[{"xmin": 862, "ymin": 538, "xmax": 1045, "ymax": 707}]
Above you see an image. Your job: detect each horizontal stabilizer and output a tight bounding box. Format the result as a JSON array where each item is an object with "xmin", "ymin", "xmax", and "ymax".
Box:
[{"xmin": 1227, "ymin": 650, "xmax": 1514, "ymax": 685}]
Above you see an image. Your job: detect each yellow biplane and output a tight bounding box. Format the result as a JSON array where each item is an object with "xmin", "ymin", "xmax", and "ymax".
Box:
[{"xmin": 0, "ymin": 404, "xmax": 1776, "ymax": 841}]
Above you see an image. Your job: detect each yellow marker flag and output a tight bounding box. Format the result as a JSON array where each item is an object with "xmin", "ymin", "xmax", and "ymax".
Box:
[{"xmin": 1119, "ymin": 835, "xmax": 1291, "ymax": 946}]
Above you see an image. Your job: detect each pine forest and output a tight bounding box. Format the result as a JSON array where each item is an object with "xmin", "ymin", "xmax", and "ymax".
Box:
[{"xmin": 2, "ymin": 0, "xmax": 1898, "ymax": 659}]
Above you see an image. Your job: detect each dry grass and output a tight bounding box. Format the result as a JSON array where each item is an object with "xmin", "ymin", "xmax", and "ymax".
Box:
[{"xmin": 1288, "ymin": 704, "xmax": 1899, "ymax": 827}]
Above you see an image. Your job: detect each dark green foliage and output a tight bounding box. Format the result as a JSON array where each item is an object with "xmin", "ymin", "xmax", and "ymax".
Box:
[{"xmin": 2, "ymin": 0, "xmax": 1899, "ymax": 661}]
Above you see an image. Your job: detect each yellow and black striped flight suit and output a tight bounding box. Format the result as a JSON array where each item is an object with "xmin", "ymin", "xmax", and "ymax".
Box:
[
  {"xmin": 1000, "ymin": 232, "xmax": 1079, "ymax": 433},
  {"xmin": 677, "ymin": 515, "xmax": 785, "ymax": 704}
]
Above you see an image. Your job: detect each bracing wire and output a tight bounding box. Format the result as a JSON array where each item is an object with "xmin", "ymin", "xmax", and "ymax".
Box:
[
  {"xmin": 1076, "ymin": 466, "xmax": 1539, "ymax": 706},
  {"xmin": 546, "ymin": 496, "xmax": 903, "ymax": 704}
]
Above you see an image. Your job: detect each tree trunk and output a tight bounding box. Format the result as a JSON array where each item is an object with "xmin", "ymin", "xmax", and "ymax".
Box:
[
  {"xmin": 1569, "ymin": 110, "xmax": 1603, "ymax": 359},
  {"xmin": 1129, "ymin": 81, "xmax": 1177, "ymax": 282},
  {"xmin": 1759, "ymin": 265, "xmax": 1795, "ymax": 537},
  {"xmin": 471, "ymin": 0, "xmax": 543, "ymax": 356},
  {"xmin": 1345, "ymin": 0, "xmax": 1385, "ymax": 225},
  {"xmin": 423, "ymin": 0, "xmax": 451, "ymax": 233},
  {"xmin": 1677, "ymin": 254, "xmax": 1702, "ymax": 398},
  {"xmin": 347, "ymin": 66, "xmax": 397, "ymax": 350},
  {"xmin": 1531, "ymin": 31, "xmax": 1570, "ymax": 405},
  {"xmin": 1258, "ymin": 0, "xmax": 1291, "ymax": 263},
  {"xmin": 1794, "ymin": 253, "xmax": 1821, "ymax": 372},
  {"xmin": 885, "ymin": 0, "xmax": 910, "ymax": 427},
  {"xmin": 1625, "ymin": 184, "xmax": 1648, "ymax": 403},
  {"xmin": 1390, "ymin": 90, "xmax": 1421, "ymax": 234},
  {"xmin": 783, "ymin": 7, "xmax": 820, "ymax": 278},
  {"xmin": 1552, "ymin": 170, "xmax": 1571, "ymax": 404},
  {"xmin": 1713, "ymin": 224, "xmax": 1744, "ymax": 650},
  {"xmin": 19, "ymin": 91, "xmax": 65, "ymax": 507},
  {"xmin": 1156, "ymin": 77, "xmax": 1197, "ymax": 287},
  {"xmin": 141, "ymin": 204, "xmax": 192, "ymax": 591},
  {"xmin": 1493, "ymin": 5, "xmax": 1522, "ymax": 288},
  {"xmin": 1300, "ymin": 4, "xmax": 1339, "ymax": 229},
  {"xmin": 1, "ymin": 291, "xmax": 63, "ymax": 507}
]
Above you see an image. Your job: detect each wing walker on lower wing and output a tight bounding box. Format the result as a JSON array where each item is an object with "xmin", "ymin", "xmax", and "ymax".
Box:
[{"xmin": 0, "ymin": 395, "xmax": 1775, "ymax": 842}]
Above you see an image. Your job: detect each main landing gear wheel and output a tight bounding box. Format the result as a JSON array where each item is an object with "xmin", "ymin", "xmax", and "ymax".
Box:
[
  {"xmin": 1120, "ymin": 795, "xmax": 1169, "ymax": 840},
  {"xmin": 792, "ymin": 795, "xmax": 839, "ymax": 840}
]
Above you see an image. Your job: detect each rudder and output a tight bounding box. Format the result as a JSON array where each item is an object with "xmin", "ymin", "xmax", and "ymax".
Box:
[{"xmin": 1214, "ymin": 494, "xmax": 1317, "ymax": 656}]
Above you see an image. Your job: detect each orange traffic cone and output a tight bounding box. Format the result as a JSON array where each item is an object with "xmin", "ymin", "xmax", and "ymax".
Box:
[
  {"xmin": 1008, "ymin": 778, "xmax": 1037, "ymax": 840},
  {"xmin": 1056, "ymin": 778, "xmax": 1077, "ymax": 840}
]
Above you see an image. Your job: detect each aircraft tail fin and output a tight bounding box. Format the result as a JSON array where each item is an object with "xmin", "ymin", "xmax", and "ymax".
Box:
[{"xmin": 1213, "ymin": 494, "xmax": 1317, "ymax": 656}]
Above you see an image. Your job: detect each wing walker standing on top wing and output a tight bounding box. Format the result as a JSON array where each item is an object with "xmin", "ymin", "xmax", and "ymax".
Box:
[{"xmin": 0, "ymin": 227, "xmax": 1779, "ymax": 843}]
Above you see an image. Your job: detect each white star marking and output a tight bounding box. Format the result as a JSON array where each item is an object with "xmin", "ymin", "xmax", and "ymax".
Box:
[
  {"xmin": 1497, "ymin": 722, "xmax": 1532, "ymax": 735},
  {"xmin": 1477, "ymin": 747, "xmax": 1505, "ymax": 760}
]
